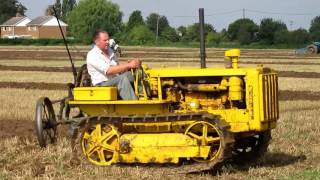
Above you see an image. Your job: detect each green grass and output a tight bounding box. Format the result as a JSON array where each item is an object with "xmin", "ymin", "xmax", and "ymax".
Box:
[{"xmin": 284, "ymin": 169, "xmax": 320, "ymax": 180}]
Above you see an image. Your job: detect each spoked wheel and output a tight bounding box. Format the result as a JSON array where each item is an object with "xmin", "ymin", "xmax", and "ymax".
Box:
[
  {"xmin": 58, "ymin": 97, "xmax": 70, "ymax": 121},
  {"xmin": 232, "ymin": 130, "xmax": 271, "ymax": 164},
  {"xmin": 185, "ymin": 121, "xmax": 228, "ymax": 163},
  {"xmin": 35, "ymin": 97, "xmax": 57, "ymax": 147},
  {"xmin": 81, "ymin": 123, "xmax": 119, "ymax": 166}
]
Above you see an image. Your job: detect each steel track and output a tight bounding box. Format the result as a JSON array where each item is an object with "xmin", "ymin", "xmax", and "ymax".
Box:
[{"xmin": 72, "ymin": 113, "xmax": 235, "ymax": 174}]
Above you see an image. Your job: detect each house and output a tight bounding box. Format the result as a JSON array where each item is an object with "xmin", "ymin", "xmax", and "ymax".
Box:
[
  {"xmin": 26, "ymin": 16, "xmax": 67, "ymax": 39},
  {"xmin": 0, "ymin": 16, "xmax": 31, "ymax": 38}
]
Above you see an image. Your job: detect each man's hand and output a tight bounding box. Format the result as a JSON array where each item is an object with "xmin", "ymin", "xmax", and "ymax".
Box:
[{"xmin": 128, "ymin": 59, "xmax": 141, "ymax": 69}]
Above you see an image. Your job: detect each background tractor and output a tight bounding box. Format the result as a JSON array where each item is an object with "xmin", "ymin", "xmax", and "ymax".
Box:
[
  {"xmin": 306, "ymin": 42, "xmax": 320, "ymax": 54},
  {"xmin": 34, "ymin": 8, "xmax": 279, "ymax": 173}
]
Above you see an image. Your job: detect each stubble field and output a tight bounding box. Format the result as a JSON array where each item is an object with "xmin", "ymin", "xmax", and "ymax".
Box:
[{"xmin": 0, "ymin": 46, "xmax": 319, "ymax": 179}]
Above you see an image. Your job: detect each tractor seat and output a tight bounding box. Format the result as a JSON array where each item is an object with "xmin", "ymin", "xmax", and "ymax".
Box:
[{"xmin": 76, "ymin": 64, "xmax": 92, "ymax": 87}]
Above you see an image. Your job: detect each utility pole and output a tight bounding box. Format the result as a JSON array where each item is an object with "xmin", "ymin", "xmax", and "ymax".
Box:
[
  {"xmin": 242, "ymin": 8, "xmax": 245, "ymax": 19},
  {"xmin": 289, "ymin": 20, "xmax": 294, "ymax": 30},
  {"xmin": 156, "ymin": 15, "xmax": 160, "ymax": 43}
]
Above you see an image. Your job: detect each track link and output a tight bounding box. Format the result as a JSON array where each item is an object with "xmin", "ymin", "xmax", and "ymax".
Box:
[{"xmin": 71, "ymin": 113, "xmax": 234, "ymax": 174}]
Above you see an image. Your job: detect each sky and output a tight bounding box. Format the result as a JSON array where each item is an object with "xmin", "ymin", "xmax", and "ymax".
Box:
[{"xmin": 18, "ymin": 0, "xmax": 320, "ymax": 31}]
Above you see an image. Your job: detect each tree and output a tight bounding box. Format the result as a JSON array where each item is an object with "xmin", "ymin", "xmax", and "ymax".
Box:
[
  {"xmin": 62, "ymin": 0, "xmax": 76, "ymax": 20},
  {"xmin": 206, "ymin": 32, "xmax": 223, "ymax": 46},
  {"xmin": 161, "ymin": 27, "xmax": 179, "ymax": 42},
  {"xmin": 273, "ymin": 29, "xmax": 289, "ymax": 45},
  {"xmin": 45, "ymin": 5, "xmax": 54, "ymax": 16},
  {"xmin": 220, "ymin": 28, "xmax": 229, "ymax": 41},
  {"xmin": 309, "ymin": 16, "xmax": 320, "ymax": 41},
  {"xmin": 66, "ymin": 0, "xmax": 123, "ymax": 43},
  {"xmin": 146, "ymin": 13, "xmax": 169, "ymax": 35},
  {"xmin": 177, "ymin": 26, "xmax": 187, "ymax": 41},
  {"xmin": 127, "ymin": 10, "xmax": 144, "ymax": 30},
  {"xmin": 184, "ymin": 23, "xmax": 216, "ymax": 41},
  {"xmin": 288, "ymin": 28, "xmax": 311, "ymax": 45},
  {"xmin": 0, "ymin": 0, "xmax": 27, "ymax": 24},
  {"xmin": 227, "ymin": 18, "xmax": 258, "ymax": 44},
  {"xmin": 258, "ymin": 18, "xmax": 288, "ymax": 44},
  {"xmin": 45, "ymin": 0, "xmax": 62, "ymax": 17},
  {"xmin": 238, "ymin": 26, "xmax": 252, "ymax": 45},
  {"xmin": 16, "ymin": 3, "xmax": 27, "ymax": 16},
  {"xmin": 126, "ymin": 25, "xmax": 154, "ymax": 45}
]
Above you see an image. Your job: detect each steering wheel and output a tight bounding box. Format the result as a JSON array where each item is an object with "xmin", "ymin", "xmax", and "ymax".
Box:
[{"xmin": 131, "ymin": 66, "xmax": 152, "ymax": 99}]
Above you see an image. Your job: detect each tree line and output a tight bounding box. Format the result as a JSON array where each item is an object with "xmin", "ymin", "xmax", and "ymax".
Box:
[{"xmin": 1, "ymin": 0, "xmax": 320, "ymax": 47}]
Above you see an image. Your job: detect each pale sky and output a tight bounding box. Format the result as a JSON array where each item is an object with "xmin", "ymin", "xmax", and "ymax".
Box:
[{"xmin": 19, "ymin": 0, "xmax": 320, "ymax": 31}]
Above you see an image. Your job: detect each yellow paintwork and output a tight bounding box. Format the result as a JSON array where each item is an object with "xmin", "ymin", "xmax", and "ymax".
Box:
[
  {"xmin": 70, "ymin": 49, "xmax": 279, "ymax": 165},
  {"xmin": 225, "ymin": 49, "xmax": 240, "ymax": 69},
  {"xmin": 119, "ymin": 133, "xmax": 210, "ymax": 163},
  {"xmin": 69, "ymin": 99, "xmax": 170, "ymax": 104},
  {"xmin": 122, "ymin": 120, "xmax": 195, "ymax": 133},
  {"xmin": 81, "ymin": 123, "xmax": 119, "ymax": 166},
  {"xmin": 73, "ymin": 87, "xmax": 117, "ymax": 101},
  {"xmin": 225, "ymin": 49, "xmax": 240, "ymax": 58},
  {"xmin": 184, "ymin": 121, "xmax": 223, "ymax": 162},
  {"xmin": 80, "ymin": 121, "xmax": 222, "ymax": 164},
  {"xmin": 76, "ymin": 103, "xmax": 169, "ymax": 116},
  {"xmin": 228, "ymin": 76, "xmax": 243, "ymax": 100}
]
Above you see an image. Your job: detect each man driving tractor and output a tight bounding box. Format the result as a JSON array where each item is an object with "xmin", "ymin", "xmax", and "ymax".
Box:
[{"xmin": 86, "ymin": 30, "xmax": 141, "ymax": 100}]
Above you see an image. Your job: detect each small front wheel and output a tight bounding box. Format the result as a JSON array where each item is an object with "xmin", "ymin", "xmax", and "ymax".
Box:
[
  {"xmin": 35, "ymin": 97, "xmax": 57, "ymax": 147},
  {"xmin": 306, "ymin": 44, "xmax": 318, "ymax": 55}
]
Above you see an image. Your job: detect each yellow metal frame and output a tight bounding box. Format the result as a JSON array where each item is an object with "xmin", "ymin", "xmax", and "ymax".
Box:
[
  {"xmin": 70, "ymin": 61, "xmax": 278, "ymax": 132},
  {"xmin": 69, "ymin": 48, "xmax": 279, "ymax": 166}
]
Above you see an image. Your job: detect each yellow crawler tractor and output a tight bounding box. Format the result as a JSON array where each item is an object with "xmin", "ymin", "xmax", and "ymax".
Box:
[{"xmin": 34, "ymin": 9, "xmax": 279, "ymax": 173}]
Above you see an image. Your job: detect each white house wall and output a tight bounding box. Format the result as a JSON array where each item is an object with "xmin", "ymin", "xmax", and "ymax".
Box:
[{"xmin": 43, "ymin": 18, "xmax": 67, "ymax": 26}]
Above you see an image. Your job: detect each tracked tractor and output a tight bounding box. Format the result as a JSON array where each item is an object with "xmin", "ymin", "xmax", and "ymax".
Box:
[{"xmin": 34, "ymin": 8, "xmax": 279, "ymax": 173}]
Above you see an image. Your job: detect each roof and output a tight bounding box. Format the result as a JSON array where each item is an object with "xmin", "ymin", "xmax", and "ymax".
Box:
[
  {"xmin": 0, "ymin": 16, "xmax": 28, "ymax": 26},
  {"xmin": 26, "ymin": 16, "xmax": 67, "ymax": 26},
  {"xmin": 26, "ymin": 16, "xmax": 53, "ymax": 26}
]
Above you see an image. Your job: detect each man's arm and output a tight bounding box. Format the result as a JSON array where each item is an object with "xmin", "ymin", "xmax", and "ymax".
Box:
[{"xmin": 106, "ymin": 59, "xmax": 141, "ymax": 75}]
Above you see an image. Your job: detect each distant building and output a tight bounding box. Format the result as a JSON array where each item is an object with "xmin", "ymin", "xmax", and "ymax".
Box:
[
  {"xmin": 26, "ymin": 16, "xmax": 68, "ymax": 39},
  {"xmin": 0, "ymin": 16, "xmax": 31, "ymax": 38},
  {"xmin": 0, "ymin": 16, "xmax": 68, "ymax": 39}
]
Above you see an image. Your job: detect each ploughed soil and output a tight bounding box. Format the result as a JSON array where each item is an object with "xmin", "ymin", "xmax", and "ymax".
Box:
[
  {"xmin": 0, "ymin": 50, "xmax": 86, "ymax": 60},
  {"xmin": 0, "ymin": 119, "xmax": 34, "ymax": 139},
  {"xmin": 0, "ymin": 82, "xmax": 68, "ymax": 90},
  {"xmin": 0, "ymin": 65, "xmax": 73, "ymax": 72},
  {"xmin": 0, "ymin": 48, "xmax": 319, "ymax": 63},
  {"xmin": 0, "ymin": 119, "xmax": 69, "ymax": 141}
]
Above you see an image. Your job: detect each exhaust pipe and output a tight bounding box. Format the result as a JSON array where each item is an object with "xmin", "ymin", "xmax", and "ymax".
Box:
[{"xmin": 199, "ymin": 8, "xmax": 206, "ymax": 69}]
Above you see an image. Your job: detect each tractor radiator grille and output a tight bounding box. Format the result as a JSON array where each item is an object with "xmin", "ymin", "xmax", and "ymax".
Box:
[{"xmin": 261, "ymin": 73, "xmax": 279, "ymax": 121}]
